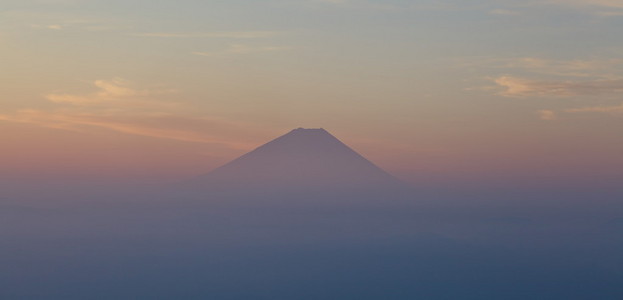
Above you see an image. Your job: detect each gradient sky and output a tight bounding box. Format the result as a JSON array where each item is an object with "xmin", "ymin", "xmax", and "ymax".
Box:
[{"xmin": 2, "ymin": 0, "xmax": 623, "ymax": 187}]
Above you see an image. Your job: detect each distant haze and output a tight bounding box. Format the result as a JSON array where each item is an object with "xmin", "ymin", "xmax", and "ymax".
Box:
[{"xmin": 2, "ymin": 1, "xmax": 623, "ymax": 299}]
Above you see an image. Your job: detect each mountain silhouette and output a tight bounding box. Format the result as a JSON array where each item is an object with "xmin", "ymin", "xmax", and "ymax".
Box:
[{"xmin": 189, "ymin": 128, "xmax": 404, "ymax": 191}]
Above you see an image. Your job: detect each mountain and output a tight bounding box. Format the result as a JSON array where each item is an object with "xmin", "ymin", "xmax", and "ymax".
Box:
[{"xmin": 188, "ymin": 128, "xmax": 405, "ymax": 191}]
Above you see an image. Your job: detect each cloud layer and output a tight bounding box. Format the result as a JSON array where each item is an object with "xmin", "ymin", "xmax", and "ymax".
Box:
[
  {"xmin": 129, "ymin": 31, "xmax": 281, "ymax": 39},
  {"xmin": 0, "ymin": 79, "xmax": 258, "ymax": 150},
  {"xmin": 495, "ymin": 76, "xmax": 623, "ymax": 97}
]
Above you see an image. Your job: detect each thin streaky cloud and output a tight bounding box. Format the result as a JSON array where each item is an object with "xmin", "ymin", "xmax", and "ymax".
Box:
[
  {"xmin": 0, "ymin": 110, "xmax": 254, "ymax": 148},
  {"xmin": 565, "ymin": 103, "xmax": 623, "ymax": 113},
  {"xmin": 193, "ymin": 44, "xmax": 291, "ymax": 57},
  {"xmin": 594, "ymin": 10, "xmax": 623, "ymax": 16},
  {"xmin": 506, "ymin": 57, "xmax": 623, "ymax": 78},
  {"xmin": 0, "ymin": 78, "xmax": 263, "ymax": 150},
  {"xmin": 309, "ymin": 0, "xmax": 419, "ymax": 11},
  {"xmin": 314, "ymin": 0, "xmax": 349, "ymax": 3},
  {"xmin": 514, "ymin": 0, "xmax": 623, "ymax": 16},
  {"xmin": 494, "ymin": 76, "xmax": 623, "ymax": 97},
  {"xmin": 45, "ymin": 78, "xmax": 176, "ymax": 107},
  {"xmin": 30, "ymin": 24, "xmax": 64, "ymax": 30},
  {"xmin": 468, "ymin": 56, "xmax": 623, "ymax": 78},
  {"xmin": 489, "ymin": 9, "xmax": 521, "ymax": 15},
  {"xmin": 129, "ymin": 31, "xmax": 281, "ymax": 39},
  {"xmin": 548, "ymin": 0, "xmax": 623, "ymax": 9}
]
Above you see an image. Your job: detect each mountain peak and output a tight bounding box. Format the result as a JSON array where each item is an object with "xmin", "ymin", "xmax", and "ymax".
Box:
[
  {"xmin": 284, "ymin": 127, "xmax": 330, "ymax": 138},
  {"xmin": 290, "ymin": 127, "xmax": 328, "ymax": 133},
  {"xmin": 293, "ymin": 127, "xmax": 325, "ymax": 131},
  {"xmin": 189, "ymin": 128, "xmax": 404, "ymax": 191}
]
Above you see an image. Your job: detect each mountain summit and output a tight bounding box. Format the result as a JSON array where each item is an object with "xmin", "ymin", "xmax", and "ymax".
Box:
[{"xmin": 191, "ymin": 128, "xmax": 403, "ymax": 190}]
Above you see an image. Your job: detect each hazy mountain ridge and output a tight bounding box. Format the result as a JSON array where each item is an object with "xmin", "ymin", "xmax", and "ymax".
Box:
[{"xmin": 186, "ymin": 128, "xmax": 406, "ymax": 191}]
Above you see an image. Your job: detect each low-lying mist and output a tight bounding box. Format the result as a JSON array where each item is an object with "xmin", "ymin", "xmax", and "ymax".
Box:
[{"xmin": 2, "ymin": 183, "xmax": 622, "ymax": 299}]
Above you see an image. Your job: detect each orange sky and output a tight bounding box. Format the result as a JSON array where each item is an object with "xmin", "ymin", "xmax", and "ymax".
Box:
[{"xmin": 2, "ymin": 0, "xmax": 623, "ymax": 187}]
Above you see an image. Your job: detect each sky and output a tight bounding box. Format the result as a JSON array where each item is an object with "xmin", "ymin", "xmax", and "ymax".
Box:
[{"xmin": 2, "ymin": 0, "xmax": 623, "ymax": 187}]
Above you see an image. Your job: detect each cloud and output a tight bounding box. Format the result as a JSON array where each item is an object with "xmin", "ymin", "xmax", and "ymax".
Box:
[
  {"xmin": 315, "ymin": 0, "xmax": 349, "ymax": 3},
  {"xmin": 0, "ymin": 110, "xmax": 253, "ymax": 148},
  {"xmin": 482, "ymin": 57, "xmax": 623, "ymax": 97},
  {"xmin": 309, "ymin": 0, "xmax": 421, "ymax": 11},
  {"xmin": 0, "ymin": 78, "xmax": 259, "ymax": 150},
  {"xmin": 489, "ymin": 9, "xmax": 520, "ymax": 15},
  {"xmin": 35, "ymin": 0, "xmax": 83, "ymax": 4},
  {"xmin": 494, "ymin": 76, "xmax": 623, "ymax": 97},
  {"xmin": 129, "ymin": 31, "xmax": 281, "ymax": 39},
  {"xmin": 5, "ymin": 9, "xmax": 116, "ymax": 32},
  {"xmin": 548, "ymin": 0, "xmax": 623, "ymax": 9},
  {"xmin": 506, "ymin": 57, "xmax": 623, "ymax": 78},
  {"xmin": 44, "ymin": 78, "xmax": 176, "ymax": 107},
  {"xmin": 537, "ymin": 110, "xmax": 558, "ymax": 120},
  {"xmin": 532, "ymin": 102, "xmax": 623, "ymax": 120},
  {"xmin": 475, "ymin": 0, "xmax": 623, "ymax": 17},
  {"xmin": 491, "ymin": 56, "xmax": 623, "ymax": 117},
  {"xmin": 193, "ymin": 44, "xmax": 291, "ymax": 57},
  {"xmin": 565, "ymin": 103, "xmax": 623, "ymax": 113},
  {"xmin": 523, "ymin": 0, "xmax": 623, "ymax": 16},
  {"xmin": 31, "ymin": 24, "xmax": 63, "ymax": 30}
]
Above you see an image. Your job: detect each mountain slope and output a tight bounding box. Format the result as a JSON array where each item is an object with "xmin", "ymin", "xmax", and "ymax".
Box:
[{"xmin": 189, "ymin": 128, "xmax": 404, "ymax": 190}]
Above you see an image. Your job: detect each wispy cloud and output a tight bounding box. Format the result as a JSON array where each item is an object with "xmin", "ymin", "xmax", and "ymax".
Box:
[
  {"xmin": 31, "ymin": 24, "xmax": 64, "ymax": 30},
  {"xmin": 565, "ymin": 103, "xmax": 623, "ymax": 113},
  {"xmin": 0, "ymin": 110, "xmax": 253, "ymax": 147},
  {"xmin": 0, "ymin": 79, "xmax": 258, "ymax": 149},
  {"xmin": 314, "ymin": 0, "xmax": 349, "ymax": 4},
  {"xmin": 309, "ymin": 0, "xmax": 430, "ymax": 11},
  {"xmin": 505, "ymin": 57, "xmax": 623, "ymax": 78},
  {"xmin": 537, "ymin": 110, "xmax": 558, "ymax": 120},
  {"xmin": 494, "ymin": 76, "xmax": 623, "ymax": 97},
  {"xmin": 489, "ymin": 9, "xmax": 521, "ymax": 16},
  {"xmin": 1, "ymin": 10, "xmax": 116, "ymax": 32},
  {"xmin": 476, "ymin": 57, "xmax": 623, "ymax": 78},
  {"xmin": 547, "ymin": 0, "xmax": 623, "ymax": 9},
  {"xmin": 129, "ymin": 31, "xmax": 281, "ymax": 39},
  {"xmin": 193, "ymin": 44, "xmax": 291, "ymax": 57},
  {"xmin": 476, "ymin": 56, "xmax": 623, "ymax": 97},
  {"xmin": 485, "ymin": 56, "xmax": 623, "ymax": 117},
  {"xmin": 533, "ymin": 102, "xmax": 623, "ymax": 120},
  {"xmin": 45, "ymin": 78, "xmax": 177, "ymax": 108},
  {"xmin": 513, "ymin": 0, "xmax": 623, "ymax": 16},
  {"xmin": 35, "ymin": 0, "xmax": 83, "ymax": 4}
]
